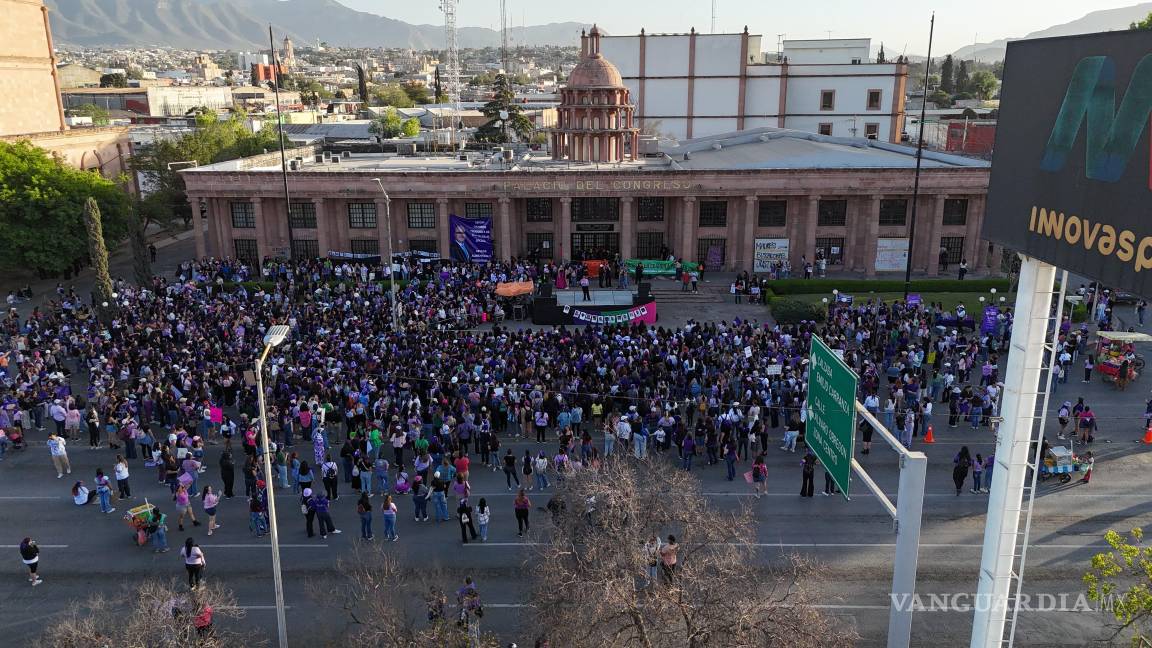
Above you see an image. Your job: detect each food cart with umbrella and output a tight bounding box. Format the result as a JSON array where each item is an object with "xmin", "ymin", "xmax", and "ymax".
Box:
[{"xmin": 1093, "ymin": 330, "xmax": 1150, "ymax": 383}]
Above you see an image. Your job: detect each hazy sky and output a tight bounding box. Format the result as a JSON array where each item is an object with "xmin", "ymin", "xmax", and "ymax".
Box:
[{"xmin": 339, "ymin": 0, "xmax": 1142, "ymax": 55}]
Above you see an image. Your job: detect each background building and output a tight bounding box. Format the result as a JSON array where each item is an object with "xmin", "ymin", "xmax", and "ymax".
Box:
[
  {"xmin": 61, "ymin": 86, "xmax": 234, "ymax": 117},
  {"xmin": 56, "ymin": 63, "xmax": 103, "ymax": 88},
  {"xmin": 598, "ymin": 30, "xmax": 907, "ymax": 142}
]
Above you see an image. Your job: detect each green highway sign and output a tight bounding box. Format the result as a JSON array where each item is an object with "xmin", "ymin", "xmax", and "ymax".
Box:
[{"xmin": 806, "ymin": 336, "xmax": 858, "ymax": 498}]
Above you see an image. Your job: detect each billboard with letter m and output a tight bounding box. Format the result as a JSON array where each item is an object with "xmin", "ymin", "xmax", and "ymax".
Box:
[{"xmin": 983, "ymin": 30, "xmax": 1152, "ymax": 296}]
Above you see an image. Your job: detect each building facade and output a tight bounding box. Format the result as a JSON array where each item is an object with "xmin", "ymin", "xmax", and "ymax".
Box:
[
  {"xmin": 182, "ymin": 128, "xmax": 993, "ymax": 276},
  {"xmin": 597, "ymin": 31, "xmax": 907, "ymax": 142},
  {"xmin": 1, "ymin": 0, "xmax": 132, "ymax": 181},
  {"xmin": 61, "ymin": 86, "xmax": 235, "ymax": 117}
]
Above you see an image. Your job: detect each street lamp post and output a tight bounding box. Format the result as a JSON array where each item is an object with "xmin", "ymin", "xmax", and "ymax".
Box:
[
  {"xmin": 256, "ymin": 324, "xmax": 291, "ymax": 648},
  {"xmin": 371, "ymin": 178, "xmax": 401, "ymax": 332}
]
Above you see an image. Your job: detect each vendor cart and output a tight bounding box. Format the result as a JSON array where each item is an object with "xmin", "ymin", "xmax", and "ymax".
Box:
[
  {"xmin": 1039, "ymin": 445, "xmax": 1087, "ymax": 484},
  {"xmin": 122, "ymin": 500, "xmax": 156, "ymax": 546},
  {"xmin": 1093, "ymin": 331, "xmax": 1150, "ymax": 383}
]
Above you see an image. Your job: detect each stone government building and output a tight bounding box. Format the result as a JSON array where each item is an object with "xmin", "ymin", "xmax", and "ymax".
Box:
[{"xmin": 182, "ymin": 29, "xmax": 993, "ymax": 275}]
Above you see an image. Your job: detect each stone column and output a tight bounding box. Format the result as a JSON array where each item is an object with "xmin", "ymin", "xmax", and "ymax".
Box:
[
  {"xmin": 498, "ymin": 197, "xmax": 512, "ymax": 262},
  {"xmin": 743, "ymin": 196, "xmax": 757, "ymax": 272},
  {"xmin": 620, "ymin": 196, "xmax": 635, "ymax": 260},
  {"xmin": 189, "ymin": 196, "xmax": 207, "ymax": 259},
  {"xmin": 312, "ymin": 198, "xmax": 330, "ymax": 257},
  {"xmin": 375, "ymin": 198, "xmax": 393, "ymax": 261},
  {"xmin": 964, "ymin": 195, "xmax": 983, "ymax": 268},
  {"xmin": 926, "ymin": 194, "xmax": 946, "ymax": 276},
  {"xmin": 250, "ymin": 197, "xmax": 268, "ymax": 262},
  {"xmin": 805, "ymin": 195, "xmax": 819, "ymax": 265},
  {"xmin": 680, "ymin": 196, "xmax": 696, "ymax": 262},
  {"xmin": 437, "ymin": 198, "xmax": 451, "ymax": 259},
  {"xmin": 211, "ymin": 198, "xmax": 228, "ymax": 259},
  {"xmin": 559, "ymin": 197, "xmax": 572, "ymax": 261},
  {"xmin": 864, "ymin": 195, "xmax": 881, "ymax": 277}
]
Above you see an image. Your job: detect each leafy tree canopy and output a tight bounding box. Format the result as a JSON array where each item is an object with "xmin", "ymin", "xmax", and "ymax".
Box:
[
  {"xmin": 371, "ymin": 84, "xmax": 415, "ymax": 108},
  {"xmin": 0, "ymin": 141, "xmax": 130, "ymax": 274},
  {"xmin": 1131, "ymin": 11, "xmax": 1152, "ymax": 30},
  {"xmin": 99, "ymin": 73, "xmax": 127, "ymax": 88},
  {"xmin": 67, "ymin": 103, "xmax": 110, "ymax": 126},
  {"xmin": 475, "ymin": 73, "xmax": 533, "ymax": 143}
]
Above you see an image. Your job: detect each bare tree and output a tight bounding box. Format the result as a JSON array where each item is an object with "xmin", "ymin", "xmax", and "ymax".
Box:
[
  {"xmin": 42, "ymin": 579, "xmax": 257, "ymax": 648},
  {"xmin": 324, "ymin": 548, "xmax": 502, "ymax": 648},
  {"xmin": 526, "ymin": 457, "xmax": 856, "ymax": 648}
]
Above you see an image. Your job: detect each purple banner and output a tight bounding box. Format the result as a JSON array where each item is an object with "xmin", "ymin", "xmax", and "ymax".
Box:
[
  {"xmin": 981, "ymin": 306, "xmax": 999, "ymax": 335},
  {"xmin": 449, "ymin": 214, "xmax": 493, "ymax": 263},
  {"xmin": 907, "ymin": 294, "xmax": 921, "ymax": 307}
]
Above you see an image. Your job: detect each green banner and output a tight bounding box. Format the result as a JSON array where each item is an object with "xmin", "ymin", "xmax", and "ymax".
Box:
[
  {"xmin": 622, "ymin": 259, "xmax": 700, "ymax": 276},
  {"xmin": 806, "ymin": 336, "xmax": 858, "ymax": 498}
]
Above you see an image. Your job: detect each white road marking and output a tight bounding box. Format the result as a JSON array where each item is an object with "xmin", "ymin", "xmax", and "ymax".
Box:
[
  {"xmin": 200, "ymin": 544, "xmax": 328, "ymax": 548},
  {"xmin": 0, "ymin": 544, "xmax": 68, "ymax": 548}
]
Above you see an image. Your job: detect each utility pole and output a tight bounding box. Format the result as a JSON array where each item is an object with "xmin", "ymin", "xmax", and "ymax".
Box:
[
  {"xmin": 903, "ymin": 13, "xmax": 934, "ymax": 299},
  {"xmin": 268, "ymin": 25, "xmax": 295, "ymax": 259},
  {"xmin": 500, "ymin": 0, "xmax": 510, "ymax": 73}
]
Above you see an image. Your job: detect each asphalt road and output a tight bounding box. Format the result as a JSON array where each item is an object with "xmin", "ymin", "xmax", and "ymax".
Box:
[{"xmin": 3, "ymin": 239, "xmax": 1152, "ymax": 646}]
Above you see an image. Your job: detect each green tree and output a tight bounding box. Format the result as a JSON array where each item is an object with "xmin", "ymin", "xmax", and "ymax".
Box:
[
  {"xmin": 940, "ymin": 55, "xmax": 955, "ymax": 94},
  {"xmin": 401, "ymin": 117, "xmax": 420, "ymax": 137},
  {"xmin": 99, "ymin": 73, "xmax": 127, "ymax": 88},
  {"xmin": 67, "ymin": 103, "xmax": 110, "ymax": 126},
  {"xmin": 83, "ymin": 197, "xmax": 115, "ymax": 318},
  {"xmin": 371, "ymin": 83, "xmax": 414, "ymax": 108},
  {"xmin": 927, "ymin": 90, "xmax": 953, "ymax": 108},
  {"xmin": 0, "ymin": 141, "xmax": 130, "ymax": 276},
  {"xmin": 367, "ymin": 107, "xmax": 404, "ymax": 139},
  {"xmin": 468, "ymin": 71, "xmax": 495, "ymax": 86},
  {"xmin": 968, "ymin": 70, "xmax": 998, "ymax": 100},
  {"xmin": 955, "ymin": 59, "xmax": 971, "ymax": 95},
  {"xmin": 1130, "ymin": 11, "xmax": 1152, "ymax": 30},
  {"xmin": 185, "ymin": 106, "xmax": 218, "ymax": 127},
  {"xmin": 130, "ymin": 116, "xmax": 283, "ymax": 229},
  {"xmin": 1084, "ymin": 528, "xmax": 1152, "ymax": 645},
  {"xmin": 475, "ymin": 73, "xmax": 532, "ymax": 143},
  {"xmin": 512, "ymin": 72, "xmax": 531, "ymax": 85},
  {"xmin": 401, "ymin": 82, "xmax": 429, "ymax": 104}
]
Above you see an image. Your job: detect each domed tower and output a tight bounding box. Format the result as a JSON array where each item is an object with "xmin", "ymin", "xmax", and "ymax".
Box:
[{"xmin": 551, "ymin": 25, "xmax": 639, "ymax": 162}]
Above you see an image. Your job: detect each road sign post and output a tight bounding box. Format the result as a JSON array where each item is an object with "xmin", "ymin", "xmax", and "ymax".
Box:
[{"xmin": 806, "ymin": 336, "xmax": 858, "ymax": 497}]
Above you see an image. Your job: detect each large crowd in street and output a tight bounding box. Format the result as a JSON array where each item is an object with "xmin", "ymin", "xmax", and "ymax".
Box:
[{"xmin": 1, "ymin": 254, "xmax": 1129, "ymax": 640}]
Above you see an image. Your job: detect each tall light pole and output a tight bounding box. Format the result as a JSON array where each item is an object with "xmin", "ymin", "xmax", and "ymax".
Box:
[
  {"xmin": 256, "ymin": 324, "xmax": 291, "ymax": 648},
  {"xmin": 372, "ymin": 178, "xmax": 402, "ymax": 332}
]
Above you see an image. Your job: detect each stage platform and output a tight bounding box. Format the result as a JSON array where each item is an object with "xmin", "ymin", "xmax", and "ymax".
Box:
[{"xmin": 555, "ymin": 290, "xmax": 636, "ymax": 306}]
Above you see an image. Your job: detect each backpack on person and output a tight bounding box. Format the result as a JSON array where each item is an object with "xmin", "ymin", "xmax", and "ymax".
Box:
[{"xmin": 324, "ymin": 464, "xmax": 337, "ymax": 479}]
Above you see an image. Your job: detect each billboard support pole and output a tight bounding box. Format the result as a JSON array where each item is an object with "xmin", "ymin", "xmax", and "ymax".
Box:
[{"xmin": 970, "ymin": 256, "xmax": 1057, "ymax": 647}]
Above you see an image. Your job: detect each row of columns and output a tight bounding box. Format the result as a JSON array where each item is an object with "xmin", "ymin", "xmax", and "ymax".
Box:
[{"xmin": 189, "ymin": 193, "xmax": 996, "ymax": 274}]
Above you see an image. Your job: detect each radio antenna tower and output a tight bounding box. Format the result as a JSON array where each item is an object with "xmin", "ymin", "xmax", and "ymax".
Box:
[
  {"xmin": 711, "ymin": 0, "xmax": 716, "ymax": 34},
  {"xmin": 500, "ymin": 0, "xmax": 510, "ymax": 73},
  {"xmin": 440, "ymin": 0, "xmax": 462, "ymax": 149}
]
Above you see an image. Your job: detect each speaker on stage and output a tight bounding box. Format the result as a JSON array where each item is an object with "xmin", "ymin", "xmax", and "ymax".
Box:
[
  {"xmin": 539, "ymin": 282, "xmax": 553, "ymax": 298},
  {"xmin": 637, "ymin": 282, "xmax": 651, "ymax": 300}
]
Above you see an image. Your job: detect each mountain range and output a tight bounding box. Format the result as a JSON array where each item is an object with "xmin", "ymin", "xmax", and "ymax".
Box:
[
  {"xmin": 949, "ymin": 2, "xmax": 1152, "ymax": 60},
  {"xmin": 44, "ymin": 0, "xmax": 593, "ymax": 49}
]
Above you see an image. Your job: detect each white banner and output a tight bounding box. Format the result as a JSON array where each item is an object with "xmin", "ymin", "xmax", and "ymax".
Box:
[
  {"xmin": 754, "ymin": 238, "xmax": 790, "ymax": 272},
  {"xmin": 875, "ymin": 238, "xmax": 910, "ymax": 272}
]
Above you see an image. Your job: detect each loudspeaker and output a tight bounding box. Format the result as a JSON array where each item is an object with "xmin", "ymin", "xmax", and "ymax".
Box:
[
  {"xmin": 538, "ymin": 282, "xmax": 553, "ymax": 298},
  {"xmin": 637, "ymin": 282, "xmax": 652, "ymax": 300}
]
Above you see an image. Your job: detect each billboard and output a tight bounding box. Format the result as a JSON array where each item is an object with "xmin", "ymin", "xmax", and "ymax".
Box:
[
  {"xmin": 875, "ymin": 238, "xmax": 910, "ymax": 272},
  {"xmin": 983, "ymin": 30, "xmax": 1152, "ymax": 295},
  {"xmin": 754, "ymin": 238, "xmax": 790, "ymax": 272},
  {"xmin": 449, "ymin": 215, "xmax": 493, "ymax": 263}
]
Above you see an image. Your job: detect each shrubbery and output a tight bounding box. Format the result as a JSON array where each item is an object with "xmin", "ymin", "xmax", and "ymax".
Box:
[
  {"xmin": 764, "ymin": 278, "xmax": 1010, "ymax": 295},
  {"xmin": 770, "ymin": 299, "xmax": 827, "ymax": 324}
]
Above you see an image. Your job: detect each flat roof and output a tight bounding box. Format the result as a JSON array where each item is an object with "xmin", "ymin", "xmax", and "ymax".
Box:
[
  {"xmin": 188, "ymin": 127, "xmax": 989, "ymax": 174},
  {"xmin": 61, "ymin": 87, "xmax": 147, "ymax": 95}
]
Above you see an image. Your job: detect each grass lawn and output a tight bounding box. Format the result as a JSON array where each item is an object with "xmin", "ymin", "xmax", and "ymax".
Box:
[{"xmin": 786, "ymin": 292, "xmax": 1016, "ymax": 313}]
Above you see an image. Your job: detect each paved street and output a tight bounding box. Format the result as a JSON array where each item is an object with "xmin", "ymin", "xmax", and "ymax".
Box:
[{"xmin": 2, "ymin": 240, "xmax": 1151, "ymax": 646}]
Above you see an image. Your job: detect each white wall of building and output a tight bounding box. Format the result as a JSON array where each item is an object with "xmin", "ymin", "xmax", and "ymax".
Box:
[
  {"xmin": 598, "ymin": 32, "xmax": 905, "ymax": 143},
  {"xmin": 782, "ymin": 39, "xmax": 871, "ymax": 64}
]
